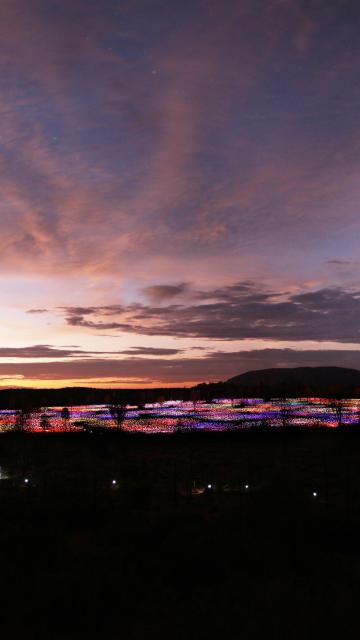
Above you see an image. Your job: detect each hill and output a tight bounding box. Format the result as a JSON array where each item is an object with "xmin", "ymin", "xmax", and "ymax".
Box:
[{"xmin": 225, "ymin": 366, "xmax": 360, "ymax": 397}]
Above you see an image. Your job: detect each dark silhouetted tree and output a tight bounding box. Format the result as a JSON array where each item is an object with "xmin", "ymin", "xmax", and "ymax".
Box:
[
  {"xmin": 108, "ymin": 404, "xmax": 127, "ymax": 431},
  {"xmin": 190, "ymin": 389, "xmax": 202, "ymax": 412},
  {"xmin": 40, "ymin": 412, "xmax": 50, "ymax": 431},
  {"xmin": 61, "ymin": 407, "xmax": 70, "ymax": 431},
  {"xmin": 278, "ymin": 399, "xmax": 293, "ymax": 428},
  {"xmin": 330, "ymin": 400, "xmax": 345, "ymax": 428},
  {"xmin": 15, "ymin": 408, "xmax": 30, "ymax": 432},
  {"xmin": 15, "ymin": 399, "xmax": 38, "ymax": 432}
]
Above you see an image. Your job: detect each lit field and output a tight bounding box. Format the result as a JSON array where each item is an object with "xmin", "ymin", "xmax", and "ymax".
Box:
[{"xmin": 1, "ymin": 398, "xmax": 360, "ymax": 432}]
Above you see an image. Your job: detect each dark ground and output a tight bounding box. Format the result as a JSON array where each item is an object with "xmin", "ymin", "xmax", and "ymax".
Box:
[{"xmin": 0, "ymin": 428, "xmax": 360, "ymax": 639}]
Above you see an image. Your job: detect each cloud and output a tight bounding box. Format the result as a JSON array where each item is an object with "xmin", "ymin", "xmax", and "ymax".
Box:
[
  {"xmin": 326, "ymin": 259, "xmax": 360, "ymax": 267},
  {"xmin": 60, "ymin": 283, "xmax": 360, "ymax": 344},
  {"xmin": 0, "ymin": 348, "xmax": 359, "ymax": 385},
  {"xmin": 26, "ymin": 308, "xmax": 48, "ymax": 314},
  {"xmin": 0, "ymin": 343, "xmax": 183, "ymax": 361},
  {"xmin": 141, "ymin": 283, "xmax": 189, "ymax": 303},
  {"xmin": 0, "ymin": 0, "xmax": 359, "ymax": 284},
  {"xmin": 0, "ymin": 345, "xmax": 88, "ymax": 358},
  {"xmin": 120, "ymin": 347, "xmax": 183, "ymax": 356}
]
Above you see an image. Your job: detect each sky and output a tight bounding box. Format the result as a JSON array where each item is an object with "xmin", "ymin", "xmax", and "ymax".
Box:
[{"xmin": 1, "ymin": 0, "xmax": 360, "ymax": 389}]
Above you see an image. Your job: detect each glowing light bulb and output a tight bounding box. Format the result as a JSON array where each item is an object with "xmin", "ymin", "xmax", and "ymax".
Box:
[
  {"xmin": 312, "ymin": 491, "xmax": 317, "ymax": 498},
  {"xmin": 24, "ymin": 478, "xmax": 29, "ymax": 484},
  {"xmin": 245, "ymin": 484, "xmax": 249, "ymax": 489},
  {"xmin": 207, "ymin": 484, "xmax": 212, "ymax": 489},
  {"xmin": 112, "ymin": 479, "xmax": 117, "ymax": 485}
]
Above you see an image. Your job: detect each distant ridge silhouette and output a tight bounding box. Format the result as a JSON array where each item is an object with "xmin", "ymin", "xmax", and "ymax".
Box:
[{"xmin": 226, "ymin": 366, "xmax": 360, "ymax": 396}]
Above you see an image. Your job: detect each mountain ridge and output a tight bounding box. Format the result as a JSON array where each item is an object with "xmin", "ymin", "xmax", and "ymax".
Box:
[{"xmin": 225, "ymin": 366, "xmax": 360, "ymax": 396}]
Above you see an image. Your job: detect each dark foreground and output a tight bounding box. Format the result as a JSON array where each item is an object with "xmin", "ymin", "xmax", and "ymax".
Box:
[{"xmin": 1, "ymin": 428, "xmax": 360, "ymax": 639}]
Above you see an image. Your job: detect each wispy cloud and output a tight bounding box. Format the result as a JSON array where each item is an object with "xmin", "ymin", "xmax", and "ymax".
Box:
[
  {"xmin": 0, "ymin": 0, "xmax": 359, "ymax": 281},
  {"xmin": 0, "ymin": 345, "xmax": 88, "ymax": 358},
  {"xmin": 120, "ymin": 347, "xmax": 183, "ymax": 356}
]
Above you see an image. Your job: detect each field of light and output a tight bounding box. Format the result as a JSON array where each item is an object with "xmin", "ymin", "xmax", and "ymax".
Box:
[{"xmin": 0, "ymin": 398, "xmax": 359, "ymax": 433}]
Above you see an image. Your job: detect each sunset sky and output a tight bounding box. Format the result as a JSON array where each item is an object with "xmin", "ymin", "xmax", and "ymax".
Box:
[{"xmin": 1, "ymin": 0, "xmax": 360, "ymax": 388}]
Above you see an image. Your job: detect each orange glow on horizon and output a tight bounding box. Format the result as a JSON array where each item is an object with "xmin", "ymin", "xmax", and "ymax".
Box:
[{"xmin": 0, "ymin": 377, "xmax": 201, "ymax": 390}]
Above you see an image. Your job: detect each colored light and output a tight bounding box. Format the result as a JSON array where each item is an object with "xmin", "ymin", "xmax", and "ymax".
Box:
[{"xmin": 1, "ymin": 397, "xmax": 359, "ymax": 433}]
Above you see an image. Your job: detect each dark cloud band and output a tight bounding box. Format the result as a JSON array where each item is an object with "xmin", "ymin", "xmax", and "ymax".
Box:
[
  {"xmin": 0, "ymin": 349, "xmax": 359, "ymax": 384},
  {"xmin": 62, "ymin": 283, "xmax": 360, "ymax": 343}
]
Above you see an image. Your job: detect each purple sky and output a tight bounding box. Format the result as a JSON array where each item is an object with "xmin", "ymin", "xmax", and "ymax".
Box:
[{"xmin": 1, "ymin": 0, "xmax": 360, "ymax": 388}]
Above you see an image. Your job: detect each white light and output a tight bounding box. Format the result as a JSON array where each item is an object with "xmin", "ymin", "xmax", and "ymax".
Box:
[
  {"xmin": 24, "ymin": 478, "xmax": 29, "ymax": 484},
  {"xmin": 245, "ymin": 484, "xmax": 249, "ymax": 489},
  {"xmin": 112, "ymin": 480, "xmax": 117, "ymax": 485},
  {"xmin": 207, "ymin": 484, "xmax": 212, "ymax": 489},
  {"xmin": 312, "ymin": 492, "xmax": 317, "ymax": 498}
]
